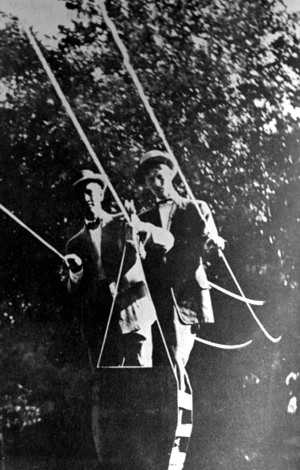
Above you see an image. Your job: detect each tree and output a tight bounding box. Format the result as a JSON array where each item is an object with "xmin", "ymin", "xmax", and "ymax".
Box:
[
  {"xmin": 0, "ymin": 13, "xmax": 94, "ymax": 465},
  {"xmin": 1, "ymin": 1, "xmax": 300, "ymax": 468},
  {"xmin": 57, "ymin": 0, "xmax": 300, "ymax": 342}
]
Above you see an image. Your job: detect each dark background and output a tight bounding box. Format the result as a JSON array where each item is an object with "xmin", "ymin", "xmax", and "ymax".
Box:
[{"xmin": 0, "ymin": 1, "xmax": 299, "ymax": 468}]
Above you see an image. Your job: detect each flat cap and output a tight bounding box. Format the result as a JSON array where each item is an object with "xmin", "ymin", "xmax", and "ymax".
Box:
[
  {"xmin": 73, "ymin": 169, "xmax": 107, "ymax": 190},
  {"xmin": 136, "ymin": 150, "xmax": 176, "ymax": 183}
]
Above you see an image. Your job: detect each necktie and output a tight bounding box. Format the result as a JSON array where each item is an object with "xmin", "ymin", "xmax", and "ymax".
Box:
[{"xmin": 86, "ymin": 217, "xmax": 101, "ymax": 230}]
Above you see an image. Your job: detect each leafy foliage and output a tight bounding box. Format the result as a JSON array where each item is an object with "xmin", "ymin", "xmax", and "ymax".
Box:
[{"xmin": 0, "ymin": 1, "xmax": 299, "ymax": 467}]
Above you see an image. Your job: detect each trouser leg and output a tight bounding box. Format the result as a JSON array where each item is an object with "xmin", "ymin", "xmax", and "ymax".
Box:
[
  {"xmin": 172, "ymin": 307, "xmax": 196, "ymax": 366},
  {"xmin": 136, "ymin": 324, "xmax": 153, "ymax": 367},
  {"xmin": 171, "ymin": 307, "xmax": 196, "ymax": 389},
  {"xmin": 118, "ymin": 294, "xmax": 155, "ymax": 367},
  {"xmin": 121, "ymin": 325, "xmax": 153, "ymax": 367},
  {"xmin": 200, "ymin": 287, "xmax": 215, "ymax": 323}
]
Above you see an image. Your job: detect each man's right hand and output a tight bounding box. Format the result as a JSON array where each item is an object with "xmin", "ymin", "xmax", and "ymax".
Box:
[{"xmin": 64, "ymin": 253, "xmax": 83, "ymax": 273}]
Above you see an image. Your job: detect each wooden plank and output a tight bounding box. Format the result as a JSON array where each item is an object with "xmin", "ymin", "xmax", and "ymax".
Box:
[
  {"xmin": 178, "ymin": 390, "xmax": 193, "ymax": 410},
  {"xmin": 175, "ymin": 423, "xmax": 193, "ymax": 438},
  {"xmin": 169, "ymin": 449, "xmax": 187, "ymax": 468}
]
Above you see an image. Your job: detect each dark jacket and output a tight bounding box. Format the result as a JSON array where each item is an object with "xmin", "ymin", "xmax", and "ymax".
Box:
[
  {"xmin": 66, "ymin": 218, "xmax": 137, "ymax": 365},
  {"xmin": 140, "ymin": 197, "xmax": 218, "ymax": 325},
  {"xmin": 66, "ymin": 219, "xmax": 135, "ymax": 299},
  {"xmin": 66, "ymin": 215, "xmax": 174, "ymax": 363}
]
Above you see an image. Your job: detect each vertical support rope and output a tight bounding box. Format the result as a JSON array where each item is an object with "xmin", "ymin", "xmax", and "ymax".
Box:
[
  {"xmin": 97, "ymin": 244, "xmax": 127, "ymax": 368},
  {"xmin": 99, "ymin": 0, "xmax": 281, "ymax": 344}
]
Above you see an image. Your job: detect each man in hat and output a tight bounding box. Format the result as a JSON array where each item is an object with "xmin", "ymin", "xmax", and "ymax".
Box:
[
  {"xmin": 137, "ymin": 150, "xmax": 225, "ymax": 384},
  {"xmin": 65, "ymin": 169, "xmax": 174, "ymax": 369}
]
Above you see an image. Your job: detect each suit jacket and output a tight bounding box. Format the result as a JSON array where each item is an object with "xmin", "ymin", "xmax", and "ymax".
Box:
[
  {"xmin": 141, "ymin": 197, "xmax": 217, "ymax": 325},
  {"xmin": 66, "ymin": 216, "xmax": 174, "ymax": 359},
  {"xmin": 66, "ymin": 219, "xmax": 135, "ymax": 300},
  {"xmin": 66, "ymin": 218, "xmax": 138, "ymax": 362}
]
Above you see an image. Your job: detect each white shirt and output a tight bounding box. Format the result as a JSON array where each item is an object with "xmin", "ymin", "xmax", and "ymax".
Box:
[
  {"xmin": 158, "ymin": 200, "xmax": 174, "ymax": 230},
  {"xmin": 69, "ymin": 212, "xmax": 113, "ymax": 284},
  {"xmin": 89, "ymin": 223, "xmax": 102, "ymax": 258}
]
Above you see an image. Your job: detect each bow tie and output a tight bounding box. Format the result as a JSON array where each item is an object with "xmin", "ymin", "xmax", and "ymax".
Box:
[
  {"xmin": 86, "ymin": 218, "xmax": 101, "ymax": 230},
  {"xmin": 156, "ymin": 198, "xmax": 173, "ymax": 206}
]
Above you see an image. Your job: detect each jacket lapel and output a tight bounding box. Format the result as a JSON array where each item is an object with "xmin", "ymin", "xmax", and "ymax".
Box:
[
  {"xmin": 167, "ymin": 202, "xmax": 177, "ymax": 231},
  {"xmin": 146, "ymin": 206, "xmax": 162, "ymax": 226}
]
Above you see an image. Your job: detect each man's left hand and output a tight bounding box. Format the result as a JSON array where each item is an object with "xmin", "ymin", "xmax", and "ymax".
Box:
[{"xmin": 214, "ymin": 235, "xmax": 226, "ymax": 251}]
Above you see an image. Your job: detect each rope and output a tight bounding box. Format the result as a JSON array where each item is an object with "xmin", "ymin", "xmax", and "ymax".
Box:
[
  {"xmin": 0, "ymin": 192, "xmax": 177, "ymax": 368},
  {"xmin": 23, "ymin": 24, "xmax": 177, "ymax": 372},
  {"xmin": 195, "ymin": 337, "xmax": 252, "ymax": 350},
  {"xmin": 0, "ymin": 202, "xmax": 66, "ymax": 263},
  {"xmin": 96, "ymin": 244, "xmax": 177, "ymax": 377},
  {"xmin": 99, "ymin": 0, "xmax": 281, "ymax": 344},
  {"xmin": 219, "ymin": 250, "xmax": 281, "ymax": 342},
  {"xmin": 97, "ymin": 243, "xmax": 127, "ymax": 368},
  {"xmin": 143, "ymin": 272, "xmax": 178, "ymax": 380},
  {"xmin": 0, "ymin": 200, "xmax": 264, "ymax": 310},
  {"xmin": 98, "ymin": 0, "xmax": 207, "ymax": 227},
  {"xmin": 23, "ymin": 26, "xmax": 130, "ymax": 225},
  {"xmin": 208, "ymin": 281, "xmax": 265, "ymax": 306}
]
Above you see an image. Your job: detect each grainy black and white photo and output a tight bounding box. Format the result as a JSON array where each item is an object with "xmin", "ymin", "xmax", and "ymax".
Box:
[{"xmin": 0, "ymin": 1, "xmax": 299, "ymax": 469}]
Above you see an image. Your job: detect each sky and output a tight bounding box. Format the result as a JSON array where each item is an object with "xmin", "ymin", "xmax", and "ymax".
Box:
[
  {"xmin": 0, "ymin": 0, "xmax": 74, "ymax": 39},
  {"xmin": 286, "ymin": 0, "xmax": 300, "ymax": 12},
  {"xmin": 0, "ymin": 0, "xmax": 299, "ymax": 39}
]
